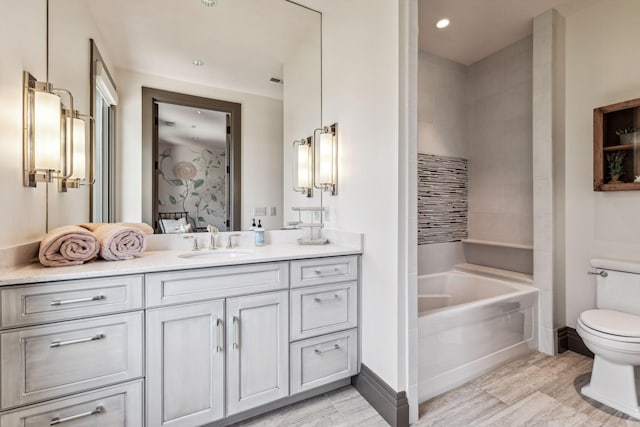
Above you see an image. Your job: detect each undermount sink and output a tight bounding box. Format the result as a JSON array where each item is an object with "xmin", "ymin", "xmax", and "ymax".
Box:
[{"xmin": 177, "ymin": 249, "xmax": 253, "ymax": 260}]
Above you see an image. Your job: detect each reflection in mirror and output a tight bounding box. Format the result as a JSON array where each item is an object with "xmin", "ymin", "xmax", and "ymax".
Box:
[
  {"xmin": 156, "ymin": 103, "xmax": 230, "ymax": 233},
  {"xmin": 43, "ymin": 0, "xmax": 321, "ymax": 232}
]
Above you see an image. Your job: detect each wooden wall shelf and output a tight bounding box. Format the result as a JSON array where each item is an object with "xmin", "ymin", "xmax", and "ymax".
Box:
[{"xmin": 594, "ymin": 97, "xmax": 640, "ymax": 191}]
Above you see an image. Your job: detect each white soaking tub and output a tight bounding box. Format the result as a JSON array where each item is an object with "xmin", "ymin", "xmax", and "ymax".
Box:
[{"xmin": 418, "ymin": 270, "xmax": 538, "ymax": 402}]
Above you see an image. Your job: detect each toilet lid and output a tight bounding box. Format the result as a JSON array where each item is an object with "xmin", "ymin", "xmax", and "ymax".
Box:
[{"xmin": 580, "ymin": 309, "xmax": 640, "ymax": 337}]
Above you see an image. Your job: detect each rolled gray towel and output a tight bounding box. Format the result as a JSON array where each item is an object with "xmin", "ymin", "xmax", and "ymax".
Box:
[{"xmin": 39, "ymin": 225, "xmax": 99, "ymax": 267}]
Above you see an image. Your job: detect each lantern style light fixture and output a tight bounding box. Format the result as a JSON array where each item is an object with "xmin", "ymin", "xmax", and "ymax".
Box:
[
  {"xmin": 22, "ymin": 72, "xmax": 62, "ymax": 187},
  {"xmin": 59, "ymin": 108, "xmax": 90, "ymax": 191},
  {"xmin": 314, "ymin": 123, "xmax": 338, "ymax": 195},
  {"xmin": 23, "ymin": 0, "xmax": 92, "ymax": 191},
  {"xmin": 292, "ymin": 136, "xmax": 313, "ymax": 197}
]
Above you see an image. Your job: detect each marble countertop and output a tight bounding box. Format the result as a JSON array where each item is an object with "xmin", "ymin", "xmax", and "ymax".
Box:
[{"xmin": 0, "ymin": 243, "xmax": 362, "ymax": 287}]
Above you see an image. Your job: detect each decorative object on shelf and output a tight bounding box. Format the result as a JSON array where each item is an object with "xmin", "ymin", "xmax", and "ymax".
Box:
[
  {"xmin": 606, "ymin": 151, "xmax": 626, "ymax": 184},
  {"xmin": 291, "ymin": 206, "xmax": 328, "ymax": 245},
  {"xmin": 616, "ymin": 127, "xmax": 639, "ymax": 145},
  {"xmin": 593, "ymin": 97, "xmax": 640, "ymax": 191}
]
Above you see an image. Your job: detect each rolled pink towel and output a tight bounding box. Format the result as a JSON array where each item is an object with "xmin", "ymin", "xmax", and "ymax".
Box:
[
  {"xmin": 80, "ymin": 223, "xmax": 147, "ymax": 261},
  {"xmin": 39, "ymin": 225, "xmax": 100, "ymax": 267}
]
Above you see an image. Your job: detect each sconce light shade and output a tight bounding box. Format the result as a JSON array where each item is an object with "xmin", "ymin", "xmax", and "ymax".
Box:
[
  {"xmin": 67, "ymin": 116, "xmax": 86, "ymax": 180},
  {"xmin": 23, "ymin": 71, "xmax": 63, "ymax": 187},
  {"xmin": 293, "ymin": 137, "xmax": 313, "ymax": 197},
  {"xmin": 314, "ymin": 123, "xmax": 338, "ymax": 195},
  {"xmin": 32, "ymin": 91, "xmax": 62, "ymax": 172},
  {"xmin": 297, "ymin": 143, "xmax": 311, "ymax": 188}
]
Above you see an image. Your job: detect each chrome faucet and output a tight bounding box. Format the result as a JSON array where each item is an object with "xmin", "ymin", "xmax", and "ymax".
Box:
[
  {"xmin": 207, "ymin": 225, "xmax": 220, "ymax": 249},
  {"xmin": 183, "ymin": 235, "xmax": 200, "ymax": 251},
  {"xmin": 226, "ymin": 233, "xmax": 242, "ymax": 249}
]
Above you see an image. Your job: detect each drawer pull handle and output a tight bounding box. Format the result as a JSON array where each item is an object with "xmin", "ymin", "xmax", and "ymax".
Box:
[
  {"xmin": 313, "ymin": 267, "xmax": 342, "ymax": 275},
  {"xmin": 232, "ymin": 316, "xmax": 240, "ymax": 349},
  {"xmin": 216, "ymin": 318, "xmax": 224, "ymax": 352},
  {"xmin": 50, "ymin": 295, "xmax": 105, "ymax": 306},
  {"xmin": 50, "ymin": 405, "xmax": 104, "ymax": 425},
  {"xmin": 315, "ymin": 344, "xmax": 341, "ymax": 354},
  {"xmin": 314, "ymin": 294, "xmax": 340, "ymax": 303},
  {"xmin": 50, "ymin": 333, "xmax": 105, "ymax": 348}
]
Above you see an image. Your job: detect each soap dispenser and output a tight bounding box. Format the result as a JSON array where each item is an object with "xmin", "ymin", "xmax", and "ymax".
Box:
[{"xmin": 255, "ymin": 219, "xmax": 265, "ymax": 247}]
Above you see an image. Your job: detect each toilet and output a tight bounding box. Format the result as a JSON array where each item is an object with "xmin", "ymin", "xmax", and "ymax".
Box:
[{"xmin": 577, "ymin": 259, "xmax": 640, "ymax": 419}]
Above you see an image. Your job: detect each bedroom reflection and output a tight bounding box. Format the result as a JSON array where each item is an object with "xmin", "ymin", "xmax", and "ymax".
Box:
[{"xmin": 156, "ymin": 103, "xmax": 230, "ymax": 233}]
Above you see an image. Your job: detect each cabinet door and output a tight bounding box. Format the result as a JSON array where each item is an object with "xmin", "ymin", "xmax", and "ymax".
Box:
[
  {"xmin": 226, "ymin": 291, "xmax": 289, "ymax": 415},
  {"xmin": 146, "ymin": 300, "xmax": 225, "ymax": 427}
]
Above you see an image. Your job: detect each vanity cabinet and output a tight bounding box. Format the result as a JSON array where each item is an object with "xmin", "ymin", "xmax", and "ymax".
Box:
[
  {"xmin": 146, "ymin": 290, "xmax": 289, "ymax": 424},
  {"xmin": 0, "ymin": 254, "xmax": 360, "ymax": 427},
  {"xmin": 226, "ymin": 291, "xmax": 289, "ymax": 415},
  {"xmin": 146, "ymin": 300, "xmax": 225, "ymax": 427},
  {"xmin": 289, "ymin": 256, "xmax": 360, "ymax": 397}
]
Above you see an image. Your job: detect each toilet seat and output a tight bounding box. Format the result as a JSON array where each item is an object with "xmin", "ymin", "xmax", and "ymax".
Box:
[{"xmin": 579, "ymin": 309, "xmax": 640, "ymax": 342}]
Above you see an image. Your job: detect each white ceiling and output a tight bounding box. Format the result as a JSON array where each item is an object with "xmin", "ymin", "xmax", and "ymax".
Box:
[
  {"xmin": 158, "ymin": 103, "xmax": 228, "ymax": 150},
  {"xmin": 86, "ymin": 0, "xmax": 320, "ymax": 100},
  {"xmin": 419, "ymin": 0, "xmax": 585, "ymax": 65}
]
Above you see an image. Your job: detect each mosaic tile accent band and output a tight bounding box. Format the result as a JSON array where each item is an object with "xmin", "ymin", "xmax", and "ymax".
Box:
[{"xmin": 418, "ymin": 153, "xmax": 468, "ymax": 245}]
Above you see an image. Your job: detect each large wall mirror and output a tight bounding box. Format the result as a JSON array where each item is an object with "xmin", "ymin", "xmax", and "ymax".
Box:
[{"xmin": 45, "ymin": 0, "xmax": 321, "ymax": 233}]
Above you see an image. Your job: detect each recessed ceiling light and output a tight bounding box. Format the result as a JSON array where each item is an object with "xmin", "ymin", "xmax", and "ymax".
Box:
[
  {"xmin": 192, "ymin": 59, "xmax": 205, "ymax": 67},
  {"xmin": 196, "ymin": 111, "xmax": 201, "ymax": 114},
  {"xmin": 436, "ymin": 18, "xmax": 450, "ymax": 29},
  {"xmin": 201, "ymin": 0, "xmax": 216, "ymax": 7}
]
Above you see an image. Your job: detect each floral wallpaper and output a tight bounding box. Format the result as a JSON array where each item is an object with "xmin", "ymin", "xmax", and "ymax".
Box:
[{"xmin": 158, "ymin": 142, "xmax": 227, "ymax": 231}]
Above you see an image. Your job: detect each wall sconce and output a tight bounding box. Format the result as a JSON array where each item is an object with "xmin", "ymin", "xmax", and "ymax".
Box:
[
  {"xmin": 22, "ymin": 72, "xmax": 62, "ymax": 187},
  {"xmin": 314, "ymin": 123, "xmax": 338, "ymax": 195},
  {"xmin": 59, "ymin": 109, "xmax": 90, "ymax": 191},
  {"xmin": 292, "ymin": 136, "xmax": 313, "ymax": 197},
  {"xmin": 23, "ymin": 72, "xmax": 93, "ymax": 191}
]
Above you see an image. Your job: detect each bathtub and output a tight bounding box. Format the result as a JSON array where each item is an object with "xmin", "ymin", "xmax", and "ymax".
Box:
[{"xmin": 418, "ymin": 270, "xmax": 538, "ymax": 402}]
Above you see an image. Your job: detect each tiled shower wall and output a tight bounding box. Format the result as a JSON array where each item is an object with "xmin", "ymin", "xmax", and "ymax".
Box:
[
  {"xmin": 418, "ymin": 154, "xmax": 468, "ymax": 245},
  {"xmin": 418, "ymin": 37, "xmax": 533, "ymax": 248},
  {"xmin": 467, "ymin": 36, "xmax": 533, "ymax": 245}
]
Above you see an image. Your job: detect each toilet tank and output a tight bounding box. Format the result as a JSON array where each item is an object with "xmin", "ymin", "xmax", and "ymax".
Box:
[{"xmin": 592, "ymin": 259, "xmax": 640, "ymax": 315}]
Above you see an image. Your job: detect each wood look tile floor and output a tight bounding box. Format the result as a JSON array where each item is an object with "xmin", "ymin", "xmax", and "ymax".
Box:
[
  {"xmin": 232, "ymin": 386, "xmax": 389, "ymax": 427},
  {"xmin": 417, "ymin": 351, "xmax": 640, "ymax": 427},
  {"xmin": 233, "ymin": 351, "xmax": 640, "ymax": 426}
]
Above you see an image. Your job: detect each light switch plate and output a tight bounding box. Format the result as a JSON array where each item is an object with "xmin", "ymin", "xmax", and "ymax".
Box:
[
  {"xmin": 269, "ymin": 206, "xmax": 276, "ymax": 216},
  {"xmin": 253, "ymin": 207, "xmax": 267, "ymax": 216}
]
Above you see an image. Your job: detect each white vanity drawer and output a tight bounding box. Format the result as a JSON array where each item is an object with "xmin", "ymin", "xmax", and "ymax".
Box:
[
  {"xmin": 290, "ymin": 282, "xmax": 358, "ymax": 341},
  {"xmin": 290, "ymin": 329, "xmax": 358, "ymax": 395},
  {"xmin": 145, "ymin": 262, "xmax": 289, "ymax": 307},
  {"xmin": 290, "ymin": 256, "xmax": 358, "ymax": 288},
  {"xmin": 0, "ymin": 275, "xmax": 144, "ymax": 328},
  {"xmin": 0, "ymin": 380, "xmax": 143, "ymax": 427},
  {"xmin": 0, "ymin": 312, "xmax": 144, "ymax": 409}
]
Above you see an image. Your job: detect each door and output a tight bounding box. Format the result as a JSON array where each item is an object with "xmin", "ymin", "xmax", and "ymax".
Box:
[
  {"xmin": 146, "ymin": 300, "xmax": 225, "ymax": 427},
  {"xmin": 226, "ymin": 291, "xmax": 289, "ymax": 415}
]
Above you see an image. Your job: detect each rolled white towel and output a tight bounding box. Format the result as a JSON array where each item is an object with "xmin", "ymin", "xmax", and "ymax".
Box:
[{"xmin": 39, "ymin": 225, "xmax": 99, "ymax": 267}]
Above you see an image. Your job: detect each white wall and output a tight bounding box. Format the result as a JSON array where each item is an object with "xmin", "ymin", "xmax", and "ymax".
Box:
[
  {"xmin": 299, "ymin": 0, "xmax": 403, "ymax": 390},
  {"xmin": 564, "ymin": 0, "xmax": 640, "ymax": 326},
  {"xmin": 0, "ymin": 1, "xmax": 113, "ymax": 249},
  {"xmin": 116, "ymin": 69, "xmax": 283, "ymax": 231},
  {"xmin": 467, "ymin": 37, "xmax": 533, "ymax": 246}
]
